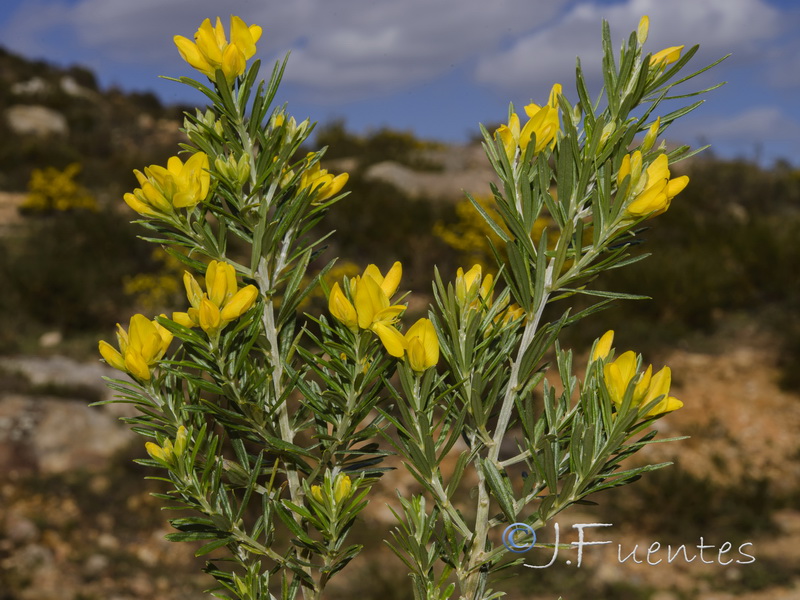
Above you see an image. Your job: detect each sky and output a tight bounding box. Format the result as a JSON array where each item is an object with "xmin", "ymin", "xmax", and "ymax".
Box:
[{"xmin": 1, "ymin": 0, "xmax": 799, "ymax": 166}]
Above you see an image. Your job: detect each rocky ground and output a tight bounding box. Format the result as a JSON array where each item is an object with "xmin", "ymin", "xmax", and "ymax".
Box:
[{"xmin": 0, "ymin": 327, "xmax": 798, "ymax": 600}]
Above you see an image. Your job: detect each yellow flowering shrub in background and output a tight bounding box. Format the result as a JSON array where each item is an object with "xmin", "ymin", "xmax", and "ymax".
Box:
[
  {"xmin": 123, "ymin": 248, "xmax": 185, "ymax": 311},
  {"xmin": 21, "ymin": 163, "xmax": 97, "ymax": 213}
]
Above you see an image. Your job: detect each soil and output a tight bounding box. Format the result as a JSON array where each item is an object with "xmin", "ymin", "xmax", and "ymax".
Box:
[{"xmin": 1, "ymin": 330, "xmax": 798, "ymax": 600}]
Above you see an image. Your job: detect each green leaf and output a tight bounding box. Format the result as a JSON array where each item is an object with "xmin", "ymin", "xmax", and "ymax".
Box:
[{"xmin": 481, "ymin": 459, "xmax": 517, "ymax": 522}]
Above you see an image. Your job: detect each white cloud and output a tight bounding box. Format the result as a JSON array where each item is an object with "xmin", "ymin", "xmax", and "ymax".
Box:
[
  {"xmin": 0, "ymin": 0, "xmax": 565, "ymax": 102},
  {"xmin": 677, "ymin": 106, "xmax": 800, "ymax": 143},
  {"xmin": 474, "ymin": 0, "xmax": 785, "ymax": 96},
  {"xmin": 271, "ymin": 0, "xmax": 563, "ymax": 100}
]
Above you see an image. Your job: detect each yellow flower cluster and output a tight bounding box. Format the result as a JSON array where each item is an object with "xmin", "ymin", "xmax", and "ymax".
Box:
[
  {"xmin": 173, "ymin": 261, "xmax": 259, "ymax": 336},
  {"xmin": 124, "ymin": 153, "xmax": 210, "ymax": 217},
  {"xmin": 22, "ymin": 163, "xmax": 97, "ymax": 213},
  {"xmin": 592, "ymin": 330, "xmax": 683, "ymax": 416},
  {"xmin": 638, "ymin": 14, "xmax": 683, "ymax": 70},
  {"xmin": 433, "ymin": 196, "xmax": 505, "ymax": 266},
  {"xmin": 299, "ymin": 153, "xmax": 349, "ymax": 204},
  {"xmin": 328, "ymin": 263, "xmax": 439, "ymax": 372},
  {"xmin": 455, "ymin": 265, "xmax": 524, "ymax": 327},
  {"xmin": 618, "ymin": 152, "xmax": 689, "ymax": 219},
  {"xmin": 123, "ymin": 248, "xmax": 185, "ymax": 311},
  {"xmin": 455, "ymin": 264, "xmax": 493, "ymax": 308},
  {"xmin": 174, "ymin": 16, "xmax": 262, "ymax": 84},
  {"xmin": 145, "ymin": 426, "xmax": 188, "ymax": 465},
  {"xmin": 329, "ymin": 262, "xmax": 404, "ymax": 332},
  {"xmin": 99, "ymin": 314, "xmax": 173, "ymax": 381},
  {"xmin": 495, "ymin": 83, "xmax": 561, "ymax": 162}
]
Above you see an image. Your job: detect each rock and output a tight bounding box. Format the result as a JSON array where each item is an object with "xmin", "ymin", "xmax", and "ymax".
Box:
[
  {"xmin": 5, "ymin": 512, "xmax": 39, "ymax": 543},
  {"xmin": 38, "ymin": 331, "xmax": 62, "ymax": 349},
  {"xmin": 5, "ymin": 105, "xmax": 68, "ymax": 137},
  {"xmin": 84, "ymin": 552, "xmax": 109, "ymax": 575},
  {"xmin": 0, "ymin": 355, "xmax": 127, "ymax": 405},
  {"xmin": 60, "ymin": 76, "xmax": 94, "ymax": 98},
  {"xmin": 0, "ymin": 394, "xmax": 134, "ymax": 475},
  {"xmin": 11, "ymin": 77, "xmax": 50, "ymax": 96},
  {"xmin": 363, "ymin": 145, "xmax": 498, "ymax": 202},
  {"xmin": 0, "ymin": 191, "xmax": 26, "ymax": 232},
  {"xmin": 33, "ymin": 397, "xmax": 134, "ymax": 473}
]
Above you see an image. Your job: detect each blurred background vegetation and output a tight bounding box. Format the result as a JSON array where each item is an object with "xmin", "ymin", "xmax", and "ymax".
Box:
[
  {"xmin": 1, "ymin": 46, "xmax": 799, "ymax": 600},
  {"xmin": 2, "ymin": 47, "xmax": 799, "ymax": 388}
]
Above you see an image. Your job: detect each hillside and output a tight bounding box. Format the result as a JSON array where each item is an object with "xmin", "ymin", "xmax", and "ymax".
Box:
[{"xmin": 0, "ymin": 46, "xmax": 186, "ymax": 195}]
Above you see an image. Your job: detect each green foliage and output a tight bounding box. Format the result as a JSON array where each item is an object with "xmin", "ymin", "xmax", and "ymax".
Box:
[
  {"xmin": 0, "ymin": 208, "xmax": 150, "ymax": 340},
  {"xmin": 314, "ymin": 119, "xmax": 444, "ymax": 170},
  {"xmin": 560, "ymin": 157, "xmax": 800, "ymax": 361}
]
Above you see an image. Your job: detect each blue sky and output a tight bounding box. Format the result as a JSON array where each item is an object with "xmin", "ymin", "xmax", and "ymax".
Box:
[{"xmin": 1, "ymin": 0, "xmax": 799, "ymax": 165}]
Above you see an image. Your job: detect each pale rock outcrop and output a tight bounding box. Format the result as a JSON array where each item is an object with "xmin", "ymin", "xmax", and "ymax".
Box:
[{"xmin": 5, "ymin": 105, "xmax": 68, "ymax": 137}]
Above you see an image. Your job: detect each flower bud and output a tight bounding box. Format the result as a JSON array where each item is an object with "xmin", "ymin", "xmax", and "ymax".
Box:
[
  {"xmin": 329, "ymin": 282, "xmax": 358, "ymax": 330},
  {"xmin": 146, "ymin": 441, "xmax": 172, "ymax": 463},
  {"xmin": 598, "ymin": 122, "xmax": 616, "ymax": 152},
  {"xmin": 591, "ymin": 330, "xmax": 615, "ymax": 362},
  {"xmin": 637, "ymin": 15, "xmax": 649, "ymax": 45},
  {"xmin": 236, "ymin": 154, "xmax": 251, "ymax": 184},
  {"xmin": 214, "ymin": 155, "xmax": 237, "ymax": 181},
  {"xmin": 650, "ymin": 45, "xmax": 684, "ymax": 69},
  {"xmin": 641, "ymin": 117, "xmax": 660, "ymax": 153},
  {"xmin": 455, "ymin": 265, "xmax": 482, "ymax": 306},
  {"xmin": 333, "ymin": 474, "xmax": 352, "ymax": 503},
  {"xmin": 270, "ymin": 112, "xmax": 285, "ymax": 129},
  {"xmin": 173, "ymin": 425, "xmax": 188, "ymax": 457}
]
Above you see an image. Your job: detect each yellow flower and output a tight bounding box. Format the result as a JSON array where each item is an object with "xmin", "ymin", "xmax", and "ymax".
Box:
[
  {"xmin": 403, "ymin": 318, "xmax": 440, "ymax": 372},
  {"xmin": 591, "ymin": 330, "xmax": 615, "ymax": 362},
  {"xmin": 362, "ymin": 261, "xmax": 402, "ymax": 298},
  {"xmin": 372, "ymin": 322, "xmax": 407, "ymax": 358},
  {"xmin": 299, "ymin": 153, "xmax": 349, "ymax": 204},
  {"xmin": 650, "ymin": 45, "xmax": 684, "ymax": 69},
  {"xmin": 145, "ymin": 441, "xmax": 173, "ymax": 463},
  {"xmin": 619, "ymin": 152, "xmax": 689, "ymax": 219},
  {"xmin": 174, "ymin": 16, "xmax": 263, "ymax": 84},
  {"xmin": 353, "ymin": 263, "xmax": 404, "ymax": 331},
  {"xmin": 603, "ymin": 350, "xmax": 683, "ymax": 416},
  {"xmin": 310, "ymin": 485, "xmax": 324, "ymax": 503},
  {"xmin": 492, "ymin": 304, "xmax": 525, "ymax": 329},
  {"xmin": 495, "ymin": 83, "xmax": 561, "ymax": 161},
  {"xmin": 327, "ymin": 262, "xmax": 406, "ymax": 355},
  {"xmin": 327, "ymin": 266, "xmax": 437, "ymax": 369},
  {"xmin": 172, "ymin": 261, "xmax": 258, "ymax": 335},
  {"xmin": 99, "ymin": 314, "xmax": 173, "ymax": 381},
  {"xmin": 355, "ymin": 272, "xmax": 406, "ymax": 357},
  {"xmin": 124, "ymin": 153, "xmax": 210, "ymax": 217}
]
